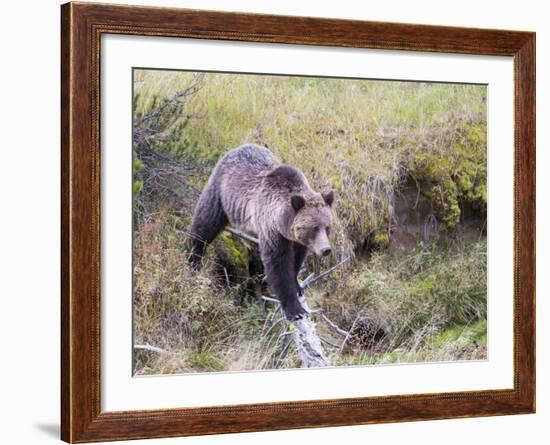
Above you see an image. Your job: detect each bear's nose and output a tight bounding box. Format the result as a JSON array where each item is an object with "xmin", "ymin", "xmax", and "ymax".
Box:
[{"xmin": 320, "ymin": 247, "xmax": 332, "ymax": 257}]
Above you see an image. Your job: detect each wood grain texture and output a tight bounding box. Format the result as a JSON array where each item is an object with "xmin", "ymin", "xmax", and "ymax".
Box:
[{"xmin": 60, "ymin": 2, "xmax": 536, "ymax": 442}]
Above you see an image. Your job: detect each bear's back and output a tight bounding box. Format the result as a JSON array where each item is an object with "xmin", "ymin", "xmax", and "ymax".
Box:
[
  {"xmin": 264, "ymin": 165, "xmax": 308, "ymax": 193},
  {"xmin": 219, "ymin": 144, "xmax": 279, "ymax": 174}
]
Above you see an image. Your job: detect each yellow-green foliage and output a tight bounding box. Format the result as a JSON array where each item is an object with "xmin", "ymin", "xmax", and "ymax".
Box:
[
  {"xmin": 372, "ymin": 231, "xmax": 390, "ymax": 249},
  {"xmin": 212, "ymin": 232, "xmax": 251, "ymax": 280},
  {"xmin": 433, "ymin": 320, "xmax": 487, "ymax": 348},
  {"xmin": 410, "ymin": 121, "xmax": 487, "ymax": 227},
  {"xmin": 134, "ymin": 70, "xmax": 487, "ymax": 238}
]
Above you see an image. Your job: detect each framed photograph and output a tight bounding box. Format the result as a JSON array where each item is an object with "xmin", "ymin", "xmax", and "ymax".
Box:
[{"xmin": 61, "ymin": 2, "xmax": 535, "ymax": 442}]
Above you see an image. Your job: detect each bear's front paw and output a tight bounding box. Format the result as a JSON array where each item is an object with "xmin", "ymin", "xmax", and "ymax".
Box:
[{"xmin": 284, "ymin": 300, "xmax": 306, "ymax": 321}]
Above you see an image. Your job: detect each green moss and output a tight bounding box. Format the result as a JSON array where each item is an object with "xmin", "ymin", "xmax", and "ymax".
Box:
[
  {"xmin": 409, "ymin": 121, "xmax": 486, "ymax": 228},
  {"xmin": 133, "ymin": 157, "xmax": 143, "ymax": 173},
  {"xmin": 213, "ymin": 232, "xmax": 250, "ymax": 278},
  {"xmin": 432, "ymin": 320, "xmax": 487, "ymax": 348},
  {"xmin": 133, "ymin": 180, "xmax": 142, "ymax": 194},
  {"xmin": 373, "ymin": 232, "xmax": 390, "ymax": 249}
]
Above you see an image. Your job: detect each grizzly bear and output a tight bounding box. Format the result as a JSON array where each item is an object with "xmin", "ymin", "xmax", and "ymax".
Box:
[{"xmin": 188, "ymin": 144, "xmax": 335, "ymax": 320}]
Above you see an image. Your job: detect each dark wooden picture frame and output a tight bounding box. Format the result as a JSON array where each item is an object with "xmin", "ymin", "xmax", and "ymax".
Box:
[{"xmin": 61, "ymin": 2, "xmax": 535, "ymax": 442}]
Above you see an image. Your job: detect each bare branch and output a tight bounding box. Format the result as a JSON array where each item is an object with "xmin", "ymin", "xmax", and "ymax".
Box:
[
  {"xmin": 224, "ymin": 227, "xmax": 260, "ymax": 245},
  {"xmin": 261, "ymin": 295, "xmax": 280, "ymax": 305},
  {"xmin": 317, "ymin": 312, "xmax": 350, "ymax": 338},
  {"xmin": 300, "ymin": 256, "xmax": 352, "ymax": 290},
  {"xmin": 134, "ymin": 344, "xmax": 168, "ymax": 354},
  {"xmin": 133, "ymin": 75, "xmax": 208, "ymax": 221}
]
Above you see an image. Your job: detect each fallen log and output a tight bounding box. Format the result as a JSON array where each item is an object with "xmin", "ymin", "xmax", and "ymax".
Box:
[{"xmin": 292, "ymin": 318, "xmax": 330, "ymax": 367}]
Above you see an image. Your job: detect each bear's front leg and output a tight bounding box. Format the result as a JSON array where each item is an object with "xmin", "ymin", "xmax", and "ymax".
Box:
[
  {"xmin": 260, "ymin": 237, "xmax": 305, "ymax": 320},
  {"xmin": 293, "ymin": 243, "xmax": 308, "ymax": 295}
]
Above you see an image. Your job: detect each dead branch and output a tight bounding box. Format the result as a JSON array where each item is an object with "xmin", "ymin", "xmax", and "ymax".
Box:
[
  {"xmin": 134, "ymin": 344, "xmax": 168, "ymax": 354},
  {"xmin": 300, "ymin": 256, "xmax": 352, "ymax": 289},
  {"xmin": 225, "ymin": 227, "xmax": 260, "ymax": 245},
  {"xmin": 317, "ymin": 312, "xmax": 350, "ymax": 338},
  {"xmin": 260, "ymin": 295, "xmax": 280, "ymax": 304},
  {"xmin": 133, "ymin": 74, "xmax": 208, "ymax": 221}
]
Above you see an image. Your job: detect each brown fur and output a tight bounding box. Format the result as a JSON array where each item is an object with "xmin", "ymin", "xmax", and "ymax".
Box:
[{"xmin": 188, "ymin": 144, "xmax": 335, "ymax": 319}]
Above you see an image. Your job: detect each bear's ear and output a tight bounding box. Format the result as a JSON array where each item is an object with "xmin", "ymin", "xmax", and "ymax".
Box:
[
  {"xmin": 322, "ymin": 190, "xmax": 335, "ymax": 207},
  {"xmin": 290, "ymin": 194, "xmax": 306, "ymax": 212}
]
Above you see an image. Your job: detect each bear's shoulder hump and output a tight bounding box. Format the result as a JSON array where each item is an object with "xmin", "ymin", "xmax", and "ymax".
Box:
[{"xmin": 266, "ymin": 165, "xmax": 305, "ymax": 189}]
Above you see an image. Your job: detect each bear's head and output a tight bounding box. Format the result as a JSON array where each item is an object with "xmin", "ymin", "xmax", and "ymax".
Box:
[{"xmin": 290, "ymin": 190, "xmax": 335, "ymax": 257}]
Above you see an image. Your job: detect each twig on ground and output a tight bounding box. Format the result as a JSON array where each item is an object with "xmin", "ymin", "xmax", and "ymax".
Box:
[
  {"xmin": 223, "ymin": 267, "xmax": 230, "ymax": 287},
  {"xmin": 339, "ymin": 315, "xmax": 360, "ymax": 353},
  {"xmin": 134, "ymin": 344, "xmax": 168, "ymax": 354}
]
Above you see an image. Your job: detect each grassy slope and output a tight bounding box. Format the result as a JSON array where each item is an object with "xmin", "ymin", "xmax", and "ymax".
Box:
[
  {"xmin": 135, "ymin": 70, "xmax": 487, "ymax": 233},
  {"xmin": 133, "ymin": 70, "xmax": 487, "ymax": 374}
]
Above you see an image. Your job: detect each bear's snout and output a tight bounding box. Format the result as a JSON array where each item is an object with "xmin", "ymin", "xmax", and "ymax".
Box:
[
  {"xmin": 312, "ymin": 241, "xmax": 332, "ymax": 257},
  {"xmin": 310, "ymin": 229, "xmax": 332, "ymax": 257}
]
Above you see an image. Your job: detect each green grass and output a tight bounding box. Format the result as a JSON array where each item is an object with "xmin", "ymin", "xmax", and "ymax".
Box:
[
  {"xmin": 134, "ymin": 70, "xmax": 487, "ymax": 239},
  {"xmin": 433, "ymin": 320, "xmax": 487, "ymax": 348}
]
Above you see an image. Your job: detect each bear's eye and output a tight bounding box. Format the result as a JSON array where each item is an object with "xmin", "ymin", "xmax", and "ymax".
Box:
[{"xmin": 326, "ymin": 226, "xmax": 331, "ymax": 236}]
